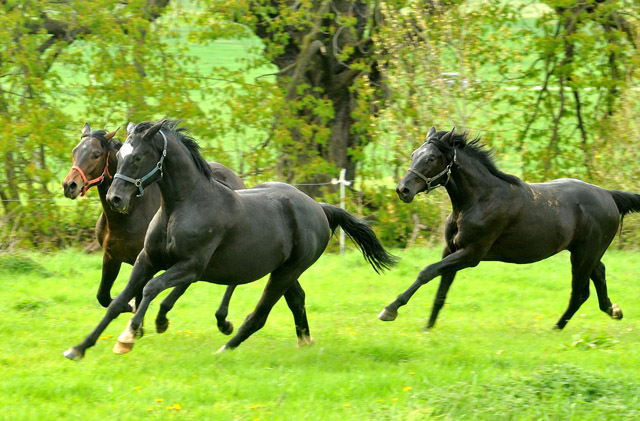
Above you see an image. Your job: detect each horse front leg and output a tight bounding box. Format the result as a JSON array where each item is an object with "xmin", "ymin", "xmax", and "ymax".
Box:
[
  {"xmin": 155, "ymin": 284, "xmax": 190, "ymax": 334},
  {"xmin": 425, "ymin": 270, "xmax": 457, "ymax": 330},
  {"xmin": 64, "ymin": 252, "xmax": 157, "ymax": 361},
  {"xmin": 378, "ymin": 247, "xmax": 482, "ymax": 323},
  {"xmin": 114, "ymin": 261, "xmax": 201, "ymax": 355},
  {"xmin": 96, "ymin": 254, "xmax": 122, "ymax": 308},
  {"xmin": 215, "ymin": 285, "xmax": 236, "ymax": 335}
]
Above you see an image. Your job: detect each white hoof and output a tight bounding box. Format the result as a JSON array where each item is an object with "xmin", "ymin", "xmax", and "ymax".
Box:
[
  {"xmin": 216, "ymin": 345, "xmax": 228, "ymax": 354},
  {"xmin": 611, "ymin": 303, "xmax": 623, "ymax": 320}
]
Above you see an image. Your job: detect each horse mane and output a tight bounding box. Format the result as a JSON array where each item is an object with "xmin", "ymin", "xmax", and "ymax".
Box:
[
  {"xmin": 430, "ymin": 130, "xmax": 522, "ymax": 186},
  {"xmin": 90, "ymin": 129, "xmax": 122, "ymax": 151},
  {"xmin": 134, "ymin": 120, "xmax": 214, "ymax": 180}
]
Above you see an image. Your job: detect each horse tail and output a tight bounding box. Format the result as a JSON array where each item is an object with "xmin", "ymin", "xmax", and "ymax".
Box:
[
  {"xmin": 320, "ymin": 203, "xmax": 398, "ymax": 274},
  {"xmin": 608, "ymin": 190, "xmax": 640, "ymax": 218}
]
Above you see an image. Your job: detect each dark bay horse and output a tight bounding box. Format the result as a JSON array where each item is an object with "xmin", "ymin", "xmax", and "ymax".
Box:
[
  {"xmin": 62, "ymin": 122, "xmax": 246, "ymax": 336},
  {"xmin": 63, "ymin": 119, "xmax": 396, "ymax": 360},
  {"xmin": 379, "ymin": 127, "xmax": 640, "ymax": 330}
]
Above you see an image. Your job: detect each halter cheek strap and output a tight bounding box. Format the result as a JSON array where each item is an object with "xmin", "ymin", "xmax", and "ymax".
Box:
[
  {"xmin": 71, "ymin": 150, "xmax": 112, "ymax": 197},
  {"xmin": 408, "ymin": 149, "xmax": 457, "ymax": 194},
  {"xmin": 113, "ymin": 130, "xmax": 168, "ymax": 197}
]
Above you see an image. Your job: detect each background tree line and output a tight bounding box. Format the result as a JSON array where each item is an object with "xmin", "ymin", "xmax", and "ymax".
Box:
[{"xmin": 0, "ymin": 0, "xmax": 638, "ymax": 251}]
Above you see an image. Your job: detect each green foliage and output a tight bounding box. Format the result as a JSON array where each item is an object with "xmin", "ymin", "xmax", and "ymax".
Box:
[{"xmin": 1, "ymin": 1, "xmax": 640, "ymax": 250}]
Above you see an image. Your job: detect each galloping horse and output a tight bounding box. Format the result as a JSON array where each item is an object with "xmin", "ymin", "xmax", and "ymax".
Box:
[
  {"xmin": 62, "ymin": 122, "xmax": 246, "ymax": 335},
  {"xmin": 379, "ymin": 127, "xmax": 640, "ymax": 330},
  {"xmin": 63, "ymin": 119, "xmax": 396, "ymax": 360}
]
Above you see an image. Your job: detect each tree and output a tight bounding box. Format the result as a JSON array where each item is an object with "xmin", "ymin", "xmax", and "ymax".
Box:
[
  {"xmin": 0, "ymin": 0, "xmax": 219, "ymax": 249},
  {"xmin": 196, "ymin": 0, "xmax": 386, "ymax": 195}
]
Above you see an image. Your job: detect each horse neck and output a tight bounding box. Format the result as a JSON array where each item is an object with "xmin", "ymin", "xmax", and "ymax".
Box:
[
  {"xmin": 444, "ymin": 150, "xmax": 502, "ymax": 209},
  {"xmin": 96, "ymin": 145, "xmax": 123, "ymax": 221},
  {"xmin": 157, "ymin": 137, "xmax": 232, "ymax": 210}
]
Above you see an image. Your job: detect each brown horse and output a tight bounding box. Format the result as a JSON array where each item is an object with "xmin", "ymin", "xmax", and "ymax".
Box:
[{"xmin": 62, "ymin": 122, "xmax": 246, "ymax": 335}]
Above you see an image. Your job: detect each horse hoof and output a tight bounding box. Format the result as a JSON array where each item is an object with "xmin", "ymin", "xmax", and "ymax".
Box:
[
  {"xmin": 134, "ymin": 326, "xmax": 144, "ymax": 338},
  {"xmin": 156, "ymin": 319, "xmax": 169, "ymax": 334},
  {"xmin": 297, "ymin": 336, "xmax": 315, "ymax": 347},
  {"xmin": 216, "ymin": 345, "xmax": 228, "ymax": 354},
  {"xmin": 219, "ymin": 321, "xmax": 234, "ymax": 336},
  {"xmin": 611, "ymin": 304, "xmax": 623, "ymax": 320},
  {"xmin": 113, "ymin": 340, "xmax": 134, "ymax": 355},
  {"xmin": 63, "ymin": 347, "xmax": 83, "ymax": 361},
  {"xmin": 378, "ymin": 307, "xmax": 397, "ymax": 322}
]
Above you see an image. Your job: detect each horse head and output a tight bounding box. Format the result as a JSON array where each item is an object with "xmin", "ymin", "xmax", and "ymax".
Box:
[
  {"xmin": 107, "ymin": 119, "xmax": 167, "ymax": 213},
  {"xmin": 62, "ymin": 123, "xmax": 119, "ymax": 199},
  {"xmin": 396, "ymin": 127, "xmax": 456, "ymax": 203}
]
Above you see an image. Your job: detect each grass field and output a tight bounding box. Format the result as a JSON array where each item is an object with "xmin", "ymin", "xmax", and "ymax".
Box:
[{"xmin": 1, "ymin": 246, "xmax": 640, "ymax": 419}]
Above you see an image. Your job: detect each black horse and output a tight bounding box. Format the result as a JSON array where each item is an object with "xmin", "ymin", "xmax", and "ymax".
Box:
[
  {"xmin": 64, "ymin": 119, "xmax": 396, "ymax": 360},
  {"xmin": 379, "ymin": 127, "xmax": 640, "ymax": 330},
  {"xmin": 62, "ymin": 122, "xmax": 246, "ymax": 336}
]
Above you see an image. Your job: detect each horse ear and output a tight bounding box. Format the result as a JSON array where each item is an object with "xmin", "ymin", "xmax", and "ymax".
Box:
[
  {"xmin": 426, "ymin": 126, "xmax": 437, "ymax": 141},
  {"xmin": 142, "ymin": 119, "xmax": 167, "ymax": 141},
  {"xmin": 126, "ymin": 122, "xmax": 136, "ymax": 135},
  {"xmin": 105, "ymin": 127, "xmax": 120, "ymax": 140},
  {"xmin": 440, "ymin": 127, "xmax": 456, "ymax": 144},
  {"xmin": 82, "ymin": 122, "xmax": 91, "ymax": 136}
]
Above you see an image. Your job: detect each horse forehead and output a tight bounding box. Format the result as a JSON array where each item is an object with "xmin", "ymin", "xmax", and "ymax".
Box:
[
  {"xmin": 412, "ymin": 143, "xmax": 434, "ymax": 160},
  {"xmin": 74, "ymin": 137, "xmax": 101, "ymax": 155},
  {"xmin": 119, "ymin": 142, "xmax": 134, "ymax": 158}
]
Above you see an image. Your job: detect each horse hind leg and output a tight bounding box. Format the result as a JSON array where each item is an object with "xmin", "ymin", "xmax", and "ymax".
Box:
[
  {"xmin": 217, "ymin": 268, "xmax": 299, "ymax": 352},
  {"xmin": 590, "ymin": 261, "xmax": 623, "ymax": 320},
  {"xmin": 283, "ymin": 281, "xmax": 314, "ymax": 346},
  {"xmin": 554, "ymin": 250, "xmax": 595, "ymax": 329}
]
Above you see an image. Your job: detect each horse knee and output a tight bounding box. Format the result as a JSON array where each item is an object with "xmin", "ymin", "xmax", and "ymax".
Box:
[{"xmin": 97, "ymin": 293, "xmax": 111, "ymax": 308}]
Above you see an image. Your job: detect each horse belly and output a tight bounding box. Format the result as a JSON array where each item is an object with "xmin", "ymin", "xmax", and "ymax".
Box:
[{"xmin": 486, "ymin": 227, "xmax": 570, "ymax": 264}]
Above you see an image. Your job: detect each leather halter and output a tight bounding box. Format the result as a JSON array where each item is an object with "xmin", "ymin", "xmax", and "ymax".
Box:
[
  {"xmin": 113, "ymin": 130, "xmax": 168, "ymax": 197},
  {"xmin": 408, "ymin": 149, "xmax": 457, "ymax": 194},
  {"xmin": 71, "ymin": 134, "xmax": 112, "ymax": 197}
]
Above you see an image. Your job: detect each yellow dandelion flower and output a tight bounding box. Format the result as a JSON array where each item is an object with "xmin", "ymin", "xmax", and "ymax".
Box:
[
  {"xmin": 173, "ymin": 403, "xmax": 181, "ymax": 410},
  {"xmin": 344, "ymin": 403, "xmax": 351, "ymax": 407},
  {"xmin": 403, "ymin": 387, "xmax": 412, "ymax": 392},
  {"xmin": 146, "ymin": 408, "xmax": 153, "ymax": 412},
  {"xmin": 410, "ymin": 372, "xmax": 416, "ymax": 375},
  {"xmin": 155, "ymin": 398, "xmax": 164, "ymax": 402},
  {"xmin": 392, "ymin": 398, "xmax": 399, "ymax": 402},
  {"xmin": 184, "ymin": 330, "xmax": 192, "ymax": 334}
]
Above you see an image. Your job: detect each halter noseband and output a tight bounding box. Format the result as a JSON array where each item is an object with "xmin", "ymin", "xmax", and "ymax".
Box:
[
  {"xmin": 113, "ymin": 130, "xmax": 168, "ymax": 197},
  {"xmin": 71, "ymin": 134, "xmax": 112, "ymax": 197},
  {"xmin": 408, "ymin": 149, "xmax": 457, "ymax": 194}
]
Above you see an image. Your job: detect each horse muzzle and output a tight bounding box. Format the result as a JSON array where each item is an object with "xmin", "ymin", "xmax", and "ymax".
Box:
[
  {"xmin": 106, "ymin": 188, "xmax": 131, "ymax": 214},
  {"xmin": 396, "ymin": 182, "xmax": 416, "ymax": 203}
]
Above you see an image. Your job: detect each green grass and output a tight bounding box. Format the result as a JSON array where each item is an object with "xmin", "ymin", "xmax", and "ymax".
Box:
[{"xmin": 1, "ymin": 247, "xmax": 640, "ymax": 419}]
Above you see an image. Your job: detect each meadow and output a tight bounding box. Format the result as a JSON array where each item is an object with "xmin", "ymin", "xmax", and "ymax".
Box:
[{"xmin": 2, "ymin": 246, "xmax": 640, "ymax": 420}]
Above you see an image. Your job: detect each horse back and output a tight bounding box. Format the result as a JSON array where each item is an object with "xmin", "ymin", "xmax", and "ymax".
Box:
[{"xmin": 481, "ymin": 179, "xmax": 619, "ymax": 263}]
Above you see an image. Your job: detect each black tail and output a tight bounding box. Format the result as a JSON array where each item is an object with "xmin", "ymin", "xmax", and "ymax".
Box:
[
  {"xmin": 608, "ymin": 190, "xmax": 640, "ymax": 218},
  {"xmin": 321, "ymin": 203, "xmax": 398, "ymax": 274}
]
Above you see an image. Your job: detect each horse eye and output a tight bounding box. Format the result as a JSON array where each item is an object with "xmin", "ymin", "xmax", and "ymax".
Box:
[{"xmin": 93, "ymin": 152, "xmax": 101, "ymax": 159}]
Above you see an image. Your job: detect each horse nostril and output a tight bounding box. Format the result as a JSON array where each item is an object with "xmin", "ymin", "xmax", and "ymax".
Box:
[
  {"xmin": 68, "ymin": 181, "xmax": 77, "ymax": 192},
  {"xmin": 396, "ymin": 186, "xmax": 409, "ymax": 197},
  {"xmin": 110, "ymin": 196, "xmax": 122, "ymax": 209}
]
